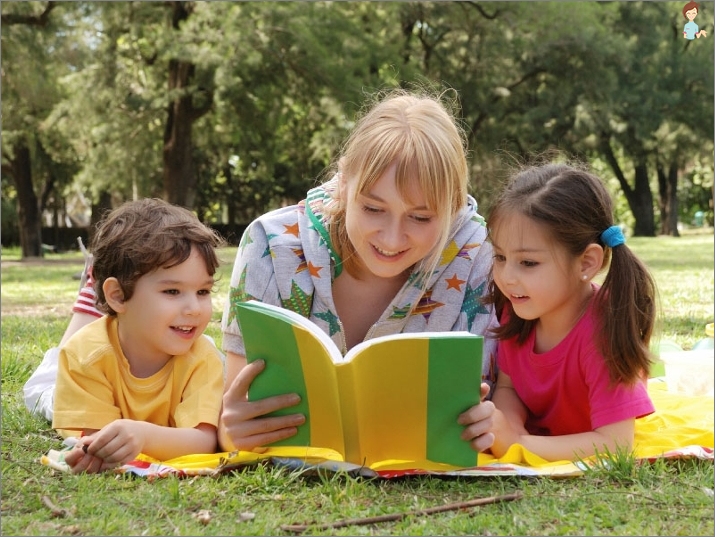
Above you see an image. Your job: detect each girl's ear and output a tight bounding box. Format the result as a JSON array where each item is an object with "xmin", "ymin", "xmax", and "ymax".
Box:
[
  {"xmin": 103, "ymin": 278, "xmax": 127, "ymax": 313},
  {"xmin": 579, "ymin": 243, "xmax": 604, "ymax": 281}
]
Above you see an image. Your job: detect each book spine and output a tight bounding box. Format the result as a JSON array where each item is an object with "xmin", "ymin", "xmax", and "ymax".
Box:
[{"xmin": 293, "ymin": 327, "xmax": 345, "ymax": 455}]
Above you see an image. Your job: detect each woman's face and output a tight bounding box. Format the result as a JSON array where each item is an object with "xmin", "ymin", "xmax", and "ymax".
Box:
[{"xmin": 343, "ymin": 163, "xmax": 444, "ymax": 280}]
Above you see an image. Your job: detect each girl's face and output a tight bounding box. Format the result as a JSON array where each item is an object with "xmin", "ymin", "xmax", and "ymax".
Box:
[
  {"xmin": 343, "ymin": 162, "xmax": 444, "ymax": 281},
  {"xmin": 113, "ymin": 246, "xmax": 215, "ymax": 373},
  {"xmin": 490, "ymin": 212, "xmax": 585, "ymax": 330}
]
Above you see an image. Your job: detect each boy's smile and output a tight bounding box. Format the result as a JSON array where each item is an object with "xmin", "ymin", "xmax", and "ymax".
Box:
[{"xmin": 111, "ymin": 247, "xmax": 214, "ymax": 377}]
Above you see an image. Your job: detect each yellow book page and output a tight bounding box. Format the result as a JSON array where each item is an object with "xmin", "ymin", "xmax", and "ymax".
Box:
[
  {"xmin": 337, "ymin": 338, "xmax": 429, "ymax": 466},
  {"xmin": 294, "ymin": 327, "xmax": 346, "ymax": 456}
]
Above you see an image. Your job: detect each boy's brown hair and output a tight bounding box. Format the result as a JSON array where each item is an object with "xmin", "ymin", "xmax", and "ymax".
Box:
[{"xmin": 90, "ymin": 198, "xmax": 224, "ymax": 315}]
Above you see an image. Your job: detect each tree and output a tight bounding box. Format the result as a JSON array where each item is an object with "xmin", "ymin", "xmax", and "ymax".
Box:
[
  {"xmin": 185, "ymin": 1, "xmax": 410, "ymax": 223},
  {"xmin": 573, "ymin": 2, "xmax": 712, "ymax": 236},
  {"xmin": 161, "ymin": 1, "xmax": 213, "ymax": 208},
  {"xmin": 1, "ymin": 1, "xmax": 75, "ymax": 257},
  {"xmin": 6, "ymin": 1, "xmax": 710, "ymax": 243}
]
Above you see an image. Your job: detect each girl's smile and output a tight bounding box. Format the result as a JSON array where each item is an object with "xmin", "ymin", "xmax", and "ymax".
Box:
[{"xmin": 490, "ymin": 212, "xmax": 592, "ymax": 351}]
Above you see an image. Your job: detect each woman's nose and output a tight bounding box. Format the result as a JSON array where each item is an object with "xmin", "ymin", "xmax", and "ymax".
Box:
[{"xmin": 381, "ymin": 217, "xmax": 406, "ymax": 248}]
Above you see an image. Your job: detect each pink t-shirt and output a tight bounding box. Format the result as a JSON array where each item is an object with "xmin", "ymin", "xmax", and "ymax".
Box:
[{"xmin": 497, "ymin": 299, "xmax": 654, "ymax": 436}]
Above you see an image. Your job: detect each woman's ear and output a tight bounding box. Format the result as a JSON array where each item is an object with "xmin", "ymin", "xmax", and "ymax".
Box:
[
  {"xmin": 579, "ymin": 243, "xmax": 604, "ymax": 281},
  {"xmin": 103, "ymin": 278, "xmax": 127, "ymax": 313}
]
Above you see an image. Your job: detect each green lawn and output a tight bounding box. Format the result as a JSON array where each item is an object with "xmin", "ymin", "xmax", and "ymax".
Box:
[{"xmin": 1, "ymin": 231, "xmax": 713, "ymax": 536}]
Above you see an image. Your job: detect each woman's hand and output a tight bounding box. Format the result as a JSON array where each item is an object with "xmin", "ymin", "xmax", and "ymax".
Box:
[
  {"xmin": 458, "ymin": 382, "xmax": 497, "ymax": 453},
  {"xmin": 219, "ymin": 359, "xmax": 305, "ymax": 452}
]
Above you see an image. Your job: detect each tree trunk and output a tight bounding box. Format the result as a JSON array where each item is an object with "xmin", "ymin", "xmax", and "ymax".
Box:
[
  {"xmin": 222, "ymin": 162, "xmax": 243, "ymax": 244},
  {"xmin": 162, "ymin": 2, "xmax": 212, "ymax": 209},
  {"xmin": 600, "ymin": 135, "xmax": 656, "ymax": 237},
  {"xmin": 10, "ymin": 140, "xmax": 43, "ymax": 258},
  {"xmin": 163, "ymin": 60, "xmax": 197, "ymax": 208},
  {"xmin": 665, "ymin": 162, "xmax": 679, "ymax": 237},
  {"xmin": 630, "ymin": 163, "xmax": 656, "ymax": 237},
  {"xmin": 657, "ymin": 162, "xmax": 680, "ymax": 237},
  {"xmin": 657, "ymin": 165, "xmax": 668, "ymax": 235},
  {"xmin": 89, "ymin": 190, "xmax": 113, "ymax": 244}
]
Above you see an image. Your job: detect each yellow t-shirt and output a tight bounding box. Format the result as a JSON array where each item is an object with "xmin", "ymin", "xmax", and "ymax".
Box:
[{"xmin": 52, "ymin": 316, "xmax": 224, "ymax": 439}]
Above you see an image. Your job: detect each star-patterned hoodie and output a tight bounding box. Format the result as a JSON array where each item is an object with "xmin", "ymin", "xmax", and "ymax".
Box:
[{"xmin": 221, "ymin": 176, "xmax": 498, "ymax": 386}]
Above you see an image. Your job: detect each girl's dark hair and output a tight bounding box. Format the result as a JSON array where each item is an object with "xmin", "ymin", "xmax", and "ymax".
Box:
[
  {"xmin": 484, "ymin": 162, "xmax": 657, "ymax": 385},
  {"xmin": 90, "ymin": 198, "xmax": 224, "ymax": 315}
]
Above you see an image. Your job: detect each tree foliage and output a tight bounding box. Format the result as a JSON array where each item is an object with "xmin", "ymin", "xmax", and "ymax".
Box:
[{"xmin": 2, "ymin": 1, "xmax": 712, "ymax": 256}]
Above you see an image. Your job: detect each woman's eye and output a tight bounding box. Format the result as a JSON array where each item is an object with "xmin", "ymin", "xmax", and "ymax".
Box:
[
  {"xmin": 198, "ymin": 289, "xmax": 212, "ymax": 296},
  {"xmin": 493, "ymin": 254, "xmax": 506, "ymax": 262},
  {"xmin": 361, "ymin": 205, "xmax": 382, "ymax": 214},
  {"xmin": 411, "ymin": 215, "xmax": 433, "ymax": 223},
  {"xmin": 163, "ymin": 289, "xmax": 180, "ymax": 295},
  {"xmin": 522, "ymin": 260, "xmax": 538, "ymax": 268}
]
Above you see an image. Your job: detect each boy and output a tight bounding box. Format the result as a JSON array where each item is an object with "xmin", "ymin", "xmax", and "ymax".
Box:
[{"xmin": 50, "ymin": 198, "xmax": 225, "ymax": 473}]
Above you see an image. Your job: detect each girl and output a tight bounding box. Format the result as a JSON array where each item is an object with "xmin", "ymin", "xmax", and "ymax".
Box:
[
  {"xmin": 218, "ymin": 89, "xmax": 499, "ymax": 454},
  {"xmin": 484, "ymin": 162, "xmax": 657, "ymax": 462}
]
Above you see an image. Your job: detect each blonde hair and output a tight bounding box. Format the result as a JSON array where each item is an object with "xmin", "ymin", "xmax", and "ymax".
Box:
[{"xmin": 326, "ymin": 89, "xmax": 469, "ymax": 281}]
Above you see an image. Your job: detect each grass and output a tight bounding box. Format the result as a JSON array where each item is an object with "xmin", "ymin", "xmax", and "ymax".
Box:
[{"xmin": 1, "ymin": 231, "xmax": 713, "ymax": 536}]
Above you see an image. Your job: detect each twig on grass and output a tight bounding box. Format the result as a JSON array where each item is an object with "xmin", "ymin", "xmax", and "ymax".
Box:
[
  {"xmin": 40, "ymin": 495, "xmax": 69, "ymax": 518},
  {"xmin": 280, "ymin": 490, "xmax": 523, "ymax": 533}
]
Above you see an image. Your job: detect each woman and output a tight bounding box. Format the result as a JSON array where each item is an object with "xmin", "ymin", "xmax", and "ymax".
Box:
[{"xmin": 218, "ymin": 89, "xmax": 499, "ymax": 454}]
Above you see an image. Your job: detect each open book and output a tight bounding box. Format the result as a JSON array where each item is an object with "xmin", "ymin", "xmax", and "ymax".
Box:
[{"xmin": 236, "ymin": 300, "xmax": 484, "ymax": 469}]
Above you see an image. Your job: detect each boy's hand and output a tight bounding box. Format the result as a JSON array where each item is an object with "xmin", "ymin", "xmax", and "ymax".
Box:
[
  {"xmin": 83, "ymin": 419, "xmax": 146, "ymax": 466},
  {"xmin": 64, "ymin": 438, "xmax": 117, "ymax": 474}
]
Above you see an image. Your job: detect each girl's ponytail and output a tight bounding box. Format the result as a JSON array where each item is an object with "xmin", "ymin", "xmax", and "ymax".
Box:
[{"xmin": 595, "ymin": 238, "xmax": 657, "ymax": 385}]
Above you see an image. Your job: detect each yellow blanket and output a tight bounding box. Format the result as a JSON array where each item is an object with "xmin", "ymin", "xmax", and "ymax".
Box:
[{"xmin": 41, "ymin": 383, "xmax": 713, "ymax": 478}]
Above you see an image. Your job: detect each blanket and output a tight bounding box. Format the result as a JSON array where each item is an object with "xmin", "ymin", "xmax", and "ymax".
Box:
[{"xmin": 40, "ymin": 382, "xmax": 713, "ymax": 479}]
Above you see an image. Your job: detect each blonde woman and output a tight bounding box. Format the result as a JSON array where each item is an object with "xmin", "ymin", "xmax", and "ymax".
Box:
[{"xmin": 219, "ymin": 90, "xmax": 499, "ymax": 455}]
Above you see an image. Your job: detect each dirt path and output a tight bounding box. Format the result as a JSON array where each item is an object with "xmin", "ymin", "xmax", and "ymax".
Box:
[
  {"xmin": 1, "ymin": 258, "xmax": 84, "ymax": 268},
  {"xmin": 2, "ymin": 258, "xmax": 83, "ymax": 317}
]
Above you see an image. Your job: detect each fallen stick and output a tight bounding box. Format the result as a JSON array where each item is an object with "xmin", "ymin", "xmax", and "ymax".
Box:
[
  {"xmin": 280, "ymin": 490, "xmax": 523, "ymax": 533},
  {"xmin": 41, "ymin": 495, "xmax": 69, "ymax": 518}
]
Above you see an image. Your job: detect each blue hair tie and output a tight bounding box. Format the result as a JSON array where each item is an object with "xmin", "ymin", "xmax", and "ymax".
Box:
[{"xmin": 600, "ymin": 225, "xmax": 625, "ymax": 248}]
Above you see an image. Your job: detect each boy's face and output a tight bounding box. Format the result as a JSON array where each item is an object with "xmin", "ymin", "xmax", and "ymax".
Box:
[{"xmin": 114, "ymin": 246, "xmax": 215, "ymax": 370}]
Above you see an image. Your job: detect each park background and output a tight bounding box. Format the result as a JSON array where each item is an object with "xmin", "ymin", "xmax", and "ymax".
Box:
[
  {"xmin": 2, "ymin": 2, "xmax": 714, "ymax": 535},
  {"xmin": 2, "ymin": 1, "xmax": 714, "ymax": 257}
]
